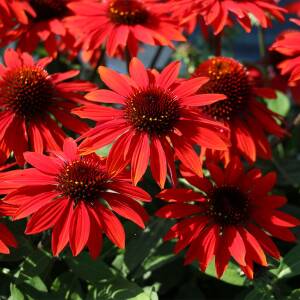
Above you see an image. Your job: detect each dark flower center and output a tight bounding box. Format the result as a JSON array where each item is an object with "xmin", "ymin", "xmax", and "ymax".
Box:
[
  {"xmin": 1, "ymin": 66, "xmax": 54, "ymax": 120},
  {"xmin": 194, "ymin": 57, "xmax": 252, "ymax": 122},
  {"xmin": 108, "ymin": 0, "xmax": 149, "ymax": 25},
  {"xmin": 29, "ymin": 0, "xmax": 68, "ymax": 21},
  {"xmin": 124, "ymin": 86, "xmax": 181, "ymax": 135},
  {"xmin": 207, "ymin": 186, "xmax": 249, "ymax": 226},
  {"xmin": 57, "ymin": 155, "xmax": 108, "ymax": 204}
]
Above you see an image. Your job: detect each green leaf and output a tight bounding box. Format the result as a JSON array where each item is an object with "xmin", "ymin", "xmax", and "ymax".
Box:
[
  {"xmin": 266, "ymin": 91, "xmax": 291, "ymax": 117},
  {"xmin": 203, "ymin": 260, "xmax": 247, "ymax": 286},
  {"xmin": 9, "ymin": 284, "xmax": 24, "ymax": 300},
  {"xmin": 66, "ymin": 252, "xmax": 113, "ymax": 283},
  {"xmin": 19, "ymin": 248, "xmax": 52, "ymax": 278},
  {"xmin": 288, "ymin": 289, "xmax": 300, "ymax": 300},
  {"xmin": 124, "ymin": 218, "xmax": 173, "ymax": 275},
  {"xmin": 276, "ymin": 243, "xmax": 300, "ymax": 279},
  {"xmin": 244, "ymin": 288, "xmax": 275, "ymax": 300},
  {"xmin": 88, "ymin": 277, "xmax": 155, "ymax": 300},
  {"xmin": 51, "ymin": 272, "xmax": 83, "ymax": 300}
]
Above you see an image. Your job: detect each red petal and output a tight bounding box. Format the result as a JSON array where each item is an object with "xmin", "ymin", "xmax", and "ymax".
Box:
[
  {"xmin": 182, "ymin": 94, "xmax": 226, "ymax": 106},
  {"xmin": 95, "ymin": 204, "xmax": 125, "ymax": 249},
  {"xmin": 173, "ymin": 77, "xmax": 210, "ymax": 98},
  {"xmin": 63, "ymin": 138, "xmax": 79, "ymax": 161},
  {"xmin": 103, "ymin": 192, "xmax": 148, "ymax": 228},
  {"xmin": 69, "ymin": 201, "xmax": 90, "ymax": 256},
  {"xmin": 85, "ymin": 89, "xmax": 125, "ymax": 104},
  {"xmin": 131, "ymin": 133, "xmax": 150, "ymax": 185},
  {"xmin": 157, "ymin": 188, "xmax": 203, "ymax": 202},
  {"xmin": 156, "ymin": 61, "xmax": 180, "ymax": 89},
  {"xmin": 156, "ymin": 203, "xmax": 203, "ymax": 218},
  {"xmin": 52, "ymin": 200, "xmax": 73, "ymax": 256},
  {"xmin": 150, "ymin": 137, "xmax": 167, "ymax": 189},
  {"xmin": 171, "ymin": 134, "xmax": 202, "ymax": 177},
  {"xmin": 23, "ymin": 152, "xmax": 62, "ymax": 175},
  {"xmin": 129, "ymin": 57, "xmax": 149, "ymax": 88},
  {"xmin": 98, "ymin": 66, "xmax": 132, "ymax": 96},
  {"xmin": 226, "ymin": 226, "xmax": 246, "ymax": 266},
  {"xmin": 106, "ymin": 181, "xmax": 151, "ymax": 202},
  {"xmin": 86, "ymin": 206, "xmax": 103, "ymax": 259},
  {"xmin": 25, "ymin": 198, "xmax": 68, "ymax": 234}
]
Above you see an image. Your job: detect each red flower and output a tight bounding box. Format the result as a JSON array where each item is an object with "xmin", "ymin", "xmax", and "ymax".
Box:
[
  {"xmin": 270, "ymin": 30, "xmax": 300, "ymax": 87},
  {"xmin": 0, "ymin": 138, "xmax": 150, "ymax": 258},
  {"xmin": 156, "ymin": 157, "xmax": 300, "ymax": 279},
  {"xmin": 0, "ymin": 48, "xmax": 94, "ymax": 165},
  {"xmin": 4, "ymin": 0, "xmax": 78, "ymax": 57},
  {"xmin": 74, "ymin": 58, "xmax": 229, "ymax": 188},
  {"xmin": 170, "ymin": 0, "xmax": 286, "ymax": 35},
  {"xmin": 65, "ymin": 0, "xmax": 186, "ymax": 57},
  {"xmin": 193, "ymin": 56, "xmax": 286, "ymax": 164}
]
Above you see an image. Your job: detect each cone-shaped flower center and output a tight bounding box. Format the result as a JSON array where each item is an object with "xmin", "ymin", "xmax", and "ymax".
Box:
[
  {"xmin": 1, "ymin": 66, "xmax": 54, "ymax": 120},
  {"xmin": 125, "ymin": 86, "xmax": 181, "ymax": 135},
  {"xmin": 194, "ymin": 57, "xmax": 252, "ymax": 121},
  {"xmin": 108, "ymin": 0, "xmax": 149, "ymax": 25},
  {"xmin": 30, "ymin": 0, "xmax": 67, "ymax": 21},
  {"xmin": 57, "ymin": 156, "xmax": 108, "ymax": 204},
  {"xmin": 207, "ymin": 186, "xmax": 249, "ymax": 226}
]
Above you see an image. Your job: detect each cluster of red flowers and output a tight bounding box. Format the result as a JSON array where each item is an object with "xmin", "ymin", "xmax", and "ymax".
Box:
[{"xmin": 0, "ymin": 0, "xmax": 299, "ymax": 281}]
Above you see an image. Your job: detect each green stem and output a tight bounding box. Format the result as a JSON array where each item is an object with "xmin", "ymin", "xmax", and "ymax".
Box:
[
  {"xmin": 150, "ymin": 46, "xmax": 163, "ymax": 68},
  {"xmin": 258, "ymin": 27, "xmax": 266, "ymax": 60}
]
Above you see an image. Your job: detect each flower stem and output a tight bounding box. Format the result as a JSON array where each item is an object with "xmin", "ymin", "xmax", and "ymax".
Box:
[
  {"xmin": 258, "ymin": 27, "xmax": 266, "ymax": 60},
  {"xmin": 214, "ymin": 34, "xmax": 222, "ymax": 57},
  {"xmin": 125, "ymin": 47, "xmax": 131, "ymax": 73},
  {"xmin": 150, "ymin": 46, "xmax": 163, "ymax": 68}
]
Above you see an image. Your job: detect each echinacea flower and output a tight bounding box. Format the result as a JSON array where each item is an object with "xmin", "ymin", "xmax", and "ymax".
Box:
[
  {"xmin": 0, "ymin": 138, "xmax": 150, "ymax": 258},
  {"xmin": 65, "ymin": 0, "xmax": 186, "ymax": 57},
  {"xmin": 5, "ymin": 0, "xmax": 77, "ymax": 57},
  {"xmin": 74, "ymin": 58, "xmax": 229, "ymax": 188},
  {"xmin": 156, "ymin": 157, "xmax": 300, "ymax": 279},
  {"xmin": 0, "ymin": 48, "xmax": 94, "ymax": 165},
  {"xmin": 270, "ymin": 30, "xmax": 300, "ymax": 87},
  {"xmin": 193, "ymin": 56, "xmax": 286, "ymax": 164},
  {"xmin": 170, "ymin": 0, "xmax": 286, "ymax": 35}
]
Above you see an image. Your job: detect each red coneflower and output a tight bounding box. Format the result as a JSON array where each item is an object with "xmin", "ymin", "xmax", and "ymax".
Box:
[
  {"xmin": 0, "ymin": 138, "xmax": 150, "ymax": 257},
  {"xmin": 270, "ymin": 30, "xmax": 300, "ymax": 87},
  {"xmin": 74, "ymin": 57, "xmax": 229, "ymax": 188},
  {"xmin": 5, "ymin": 0, "xmax": 77, "ymax": 57},
  {"xmin": 193, "ymin": 56, "xmax": 286, "ymax": 164},
  {"xmin": 156, "ymin": 157, "xmax": 300, "ymax": 279},
  {"xmin": 0, "ymin": 48, "xmax": 94, "ymax": 166},
  {"xmin": 65, "ymin": 0, "xmax": 186, "ymax": 57},
  {"xmin": 170, "ymin": 0, "xmax": 286, "ymax": 35}
]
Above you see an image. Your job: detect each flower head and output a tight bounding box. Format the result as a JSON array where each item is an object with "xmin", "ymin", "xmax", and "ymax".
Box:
[
  {"xmin": 170, "ymin": 0, "xmax": 286, "ymax": 35},
  {"xmin": 66, "ymin": 0, "xmax": 186, "ymax": 57},
  {"xmin": 0, "ymin": 138, "xmax": 150, "ymax": 258},
  {"xmin": 0, "ymin": 48, "xmax": 94, "ymax": 165},
  {"xmin": 270, "ymin": 30, "xmax": 300, "ymax": 87},
  {"xmin": 193, "ymin": 56, "xmax": 286, "ymax": 164},
  {"xmin": 4, "ymin": 0, "xmax": 77, "ymax": 57},
  {"xmin": 156, "ymin": 158, "xmax": 300, "ymax": 279},
  {"xmin": 74, "ymin": 58, "xmax": 229, "ymax": 188}
]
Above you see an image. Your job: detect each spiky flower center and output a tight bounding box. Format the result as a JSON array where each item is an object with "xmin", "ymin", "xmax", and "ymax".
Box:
[
  {"xmin": 29, "ymin": 0, "xmax": 68, "ymax": 21},
  {"xmin": 57, "ymin": 156, "xmax": 108, "ymax": 204},
  {"xmin": 108, "ymin": 0, "xmax": 149, "ymax": 25},
  {"xmin": 207, "ymin": 186, "xmax": 249, "ymax": 226},
  {"xmin": 1, "ymin": 66, "xmax": 54, "ymax": 120},
  {"xmin": 124, "ymin": 86, "xmax": 181, "ymax": 135},
  {"xmin": 194, "ymin": 57, "xmax": 252, "ymax": 121}
]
